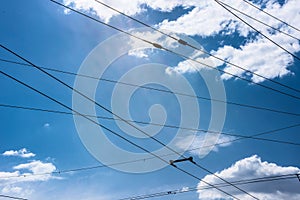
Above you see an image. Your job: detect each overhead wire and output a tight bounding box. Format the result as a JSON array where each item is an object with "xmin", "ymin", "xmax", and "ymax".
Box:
[
  {"xmin": 2, "ymin": 1, "xmax": 299, "ymax": 197},
  {"xmin": 214, "ymin": 0, "xmax": 300, "ymax": 62},
  {"xmin": 118, "ymin": 173, "xmax": 300, "ymax": 200},
  {"xmin": 3, "ymin": 0, "xmax": 299, "ymax": 198},
  {"xmin": 0, "ymin": 101, "xmax": 298, "ymax": 182},
  {"xmin": 216, "ymin": 1, "xmax": 300, "ymax": 40},
  {"xmin": 1, "ymin": 57, "xmax": 300, "ymax": 117},
  {"xmin": 49, "ymin": 0, "xmax": 300, "ymax": 104},
  {"xmin": 93, "ymin": 0, "xmax": 300, "ymax": 96},
  {"xmin": 0, "ymin": 70, "xmax": 240, "ymax": 200},
  {"xmin": 1, "ymin": 1, "xmax": 298, "ymax": 198},
  {"xmin": 1, "ymin": 103, "xmax": 300, "ymax": 148},
  {"xmin": 0, "ymin": 194, "xmax": 28, "ymax": 200},
  {"xmin": 241, "ymin": 0, "xmax": 300, "ymax": 33},
  {"xmin": 0, "ymin": 47, "xmax": 255, "ymax": 200}
]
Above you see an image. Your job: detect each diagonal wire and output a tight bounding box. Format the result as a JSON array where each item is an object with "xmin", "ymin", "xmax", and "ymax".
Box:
[
  {"xmin": 0, "ymin": 70, "xmax": 240, "ymax": 200},
  {"xmin": 1, "ymin": 57, "xmax": 300, "ymax": 117},
  {"xmin": 93, "ymin": 0, "xmax": 300, "ymax": 95},
  {"xmin": 241, "ymin": 0, "xmax": 300, "ymax": 33},
  {"xmin": 118, "ymin": 173, "xmax": 300, "ymax": 200},
  {"xmin": 214, "ymin": 0, "xmax": 300, "ymax": 62},
  {"xmin": 51, "ymin": 0, "xmax": 300, "ymax": 103},
  {"xmin": 217, "ymin": 0, "xmax": 300, "ymax": 40},
  {"xmin": 0, "ymin": 194, "xmax": 28, "ymax": 200},
  {"xmin": 0, "ymin": 43, "xmax": 252, "ymax": 199},
  {"xmin": 1, "ymin": 103, "xmax": 300, "ymax": 148}
]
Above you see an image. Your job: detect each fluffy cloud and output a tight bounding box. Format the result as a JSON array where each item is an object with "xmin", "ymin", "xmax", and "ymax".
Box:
[
  {"xmin": 0, "ymin": 149, "xmax": 58, "ymax": 198},
  {"xmin": 2, "ymin": 148, "xmax": 36, "ymax": 158},
  {"xmin": 60, "ymin": 0, "xmax": 300, "ymax": 82},
  {"xmin": 197, "ymin": 155, "xmax": 300, "ymax": 200}
]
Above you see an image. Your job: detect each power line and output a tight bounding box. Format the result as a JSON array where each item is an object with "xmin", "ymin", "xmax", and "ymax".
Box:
[
  {"xmin": 0, "ymin": 70, "xmax": 240, "ymax": 200},
  {"xmin": 93, "ymin": 0, "xmax": 300, "ymax": 96},
  {"xmin": 0, "ymin": 67, "xmax": 252, "ymax": 200},
  {"xmin": 3, "ymin": 1, "xmax": 296, "ymax": 197},
  {"xmin": 1, "ymin": 2, "xmax": 298, "ymax": 198},
  {"xmin": 118, "ymin": 173, "xmax": 300, "ymax": 200},
  {"xmin": 1, "ymin": 103, "xmax": 300, "ymax": 148},
  {"xmin": 51, "ymin": 0, "xmax": 300, "ymax": 103},
  {"xmin": 214, "ymin": 0, "xmax": 300, "ymax": 62},
  {"xmin": 0, "ymin": 101, "xmax": 297, "ymax": 181},
  {"xmin": 241, "ymin": 0, "xmax": 300, "ymax": 33},
  {"xmin": 1, "ymin": 57, "xmax": 300, "ymax": 117},
  {"xmin": 0, "ymin": 194, "xmax": 28, "ymax": 200},
  {"xmin": 217, "ymin": 1, "xmax": 300, "ymax": 40}
]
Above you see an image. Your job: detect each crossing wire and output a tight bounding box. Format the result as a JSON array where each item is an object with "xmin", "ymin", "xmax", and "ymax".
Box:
[
  {"xmin": 1, "ymin": 103, "xmax": 300, "ymax": 148},
  {"xmin": 51, "ymin": 0, "xmax": 300, "ymax": 103},
  {"xmin": 216, "ymin": 0, "xmax": 300, "ymax": 40},
  {"xmin": 119, "ymin": 173, "xmax": 300, "ymax": 200},
  {"xmin": 0, "ymin": 69, "xmax": 240, "ymax": 200},
  {"xmin": 1, "ymin": 57, "xmax": 300, "ymax": 117},
  {"xmin": 93, "ymin": 0, "xmax": 300, "ymax": 95},
  {"xmin": 241, "ymin": 0, "xmax": 300, "ymax": 33},
  {"xmin": 214, "ymin": 0, "xmax": 300, "ymax": 62},
  {"xmin": 3, "ymin": 1, "xmax": 299, "ymax": 197}
]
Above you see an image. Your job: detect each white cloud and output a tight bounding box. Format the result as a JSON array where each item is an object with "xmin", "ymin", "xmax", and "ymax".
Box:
[
  {"xmin": 176, "ymin": 133, "xmax": 236, "ymax": 157},
  {"xmin": 61, "ymin": 0, "xmax": 300, "ymax": 83},
  {"xmin": 13, "ymin": 160, "xmax": 56, "ymax": 175},
  {"xmin": 0, "ymin": 159, "xmax": 58, "ymax": 198},
  {"xmin": 159, "ymin": 0, "xmax": 300, "ymax": 83},
  {"xmin": 197, "ymin": 155, "xmax": 300, "ymax": 200},
  {"xmin": 2, "ymin": 148, "xmax": 36, "ymax": 158}
]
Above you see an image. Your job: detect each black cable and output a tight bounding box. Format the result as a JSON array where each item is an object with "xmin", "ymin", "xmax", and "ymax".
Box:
[
  {"xmin": 1, "ymin": 103, "xmax": 300, "ymax": 148},
  {"xmin": 0, "ymin": 194, "xmax": 28, "ymax": 200},
  {"xmin": 214, "ymin": 0, "xmax": 300, "ymax": 62},
  {"xmin": 0, "ymin": 70, "xmax": 240, "ymax": 200},
  {"xmin": 51, "ymin": 0, "xmax": 300, "ymax": 103},
  {"xmin": 1, "ymin": 57, "xmax": 300, "ymax": 117},
  {"xmin": 119, "ymin": 173, "xmax": 300, "ymax": 200},
  {"xmin": 217, "ymin": 1, "xmax": 300, "ymax": 40},
  {"xmin": 0, "ymin": 102, "xmax": 298, "ymax": 182},
  {"xmin": 241, "ymin": 0, "xmax": 300, "ymax": 33},
  {"xmin": 3, "ymin": 1, "xmax": 296, "ymax": 197},
  {"xmin": 0, "ymin": 40, "xmax": 249, "ymax": 199},
  {"xmin": 93, "ymin": 0, "xmax": 300, "ymax": 96}
]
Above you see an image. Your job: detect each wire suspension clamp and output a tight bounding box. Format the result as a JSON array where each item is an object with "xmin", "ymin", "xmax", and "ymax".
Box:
[{"xmin": 169, "ymin": 156, "xmax": 196, "ymax": 167}]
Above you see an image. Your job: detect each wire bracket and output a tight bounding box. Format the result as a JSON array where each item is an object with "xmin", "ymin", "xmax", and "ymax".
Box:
[{"xmin": 170, "ymin": 156, "xmax": 196, "ymax": 167}]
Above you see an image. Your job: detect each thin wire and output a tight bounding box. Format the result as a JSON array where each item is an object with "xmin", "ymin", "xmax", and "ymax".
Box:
[
  {"xmin": 0, "ymin": 42, "xmax": 249, "ymax": 199},
  {"xmin": 1, "ymin": 57, "xmax": 300, "ymax": 117},
  {"xmin": 0, "ymin": 194, "xmax": 28, "ymax": 200},
  {"xmin": 217, "ymin": 1, "xmax": 300, "ymax": 40},
  {"xmin": 0, "ymin": 70, "xmax": 240, "ymax": 200},
  {"xmin": 118, "ymin": 173, "xmax": 300, "ymax": 200},
  {"xmin": 214, "ymin": 0, "xmax": 300, "ymax": 62},
  {"xmin": 0, "ymin": 103, "xmax": 298, "ymax": 181},
  {"xmin": 3, "ymin": 1, "xmax": 296, "ymax": 197},
  {"xmin": 0, "ymin": 10, "xmax": 292, "ymax": 198},
  {"xmin": 50, "ymin": 0, "xmax": 300, "ymax": 103},
  {"xmin": 241, "ymin": 0, "xmax": 300, "ymax": 33},
  {"xmin": 1, "ymin": 103, "xmax": 300, "ymax": 148},
  {"xmin": 93, "ymin": 0, "xmax": 300, "ymax": 96}
]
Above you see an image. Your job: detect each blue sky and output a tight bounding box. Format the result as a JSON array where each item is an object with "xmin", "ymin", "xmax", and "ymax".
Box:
[{"xmin": 1, "ymin": 0, "xmax": 300, "ymax": 199}]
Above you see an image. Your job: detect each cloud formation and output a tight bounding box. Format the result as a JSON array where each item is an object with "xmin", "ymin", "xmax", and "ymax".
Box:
[
  {"xmin": 62, "ymin": 0, "xmax": 300, "ymax": 83},
  {"xmin": 2, "ymin": 148, "xmax": 36, "ymax": 158},
  {"xmin": 0, "ymin": 149, "xmax": 58, "ymax": 198},
  {"xmin": 197, "ymin": 155, "xmax": 300, "ymax": 200}
]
